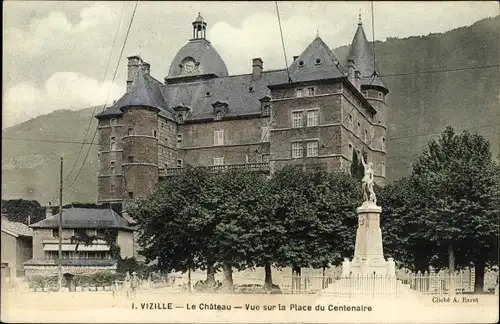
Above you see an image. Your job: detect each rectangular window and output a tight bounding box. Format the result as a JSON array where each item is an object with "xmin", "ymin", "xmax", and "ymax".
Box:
[
  {"xmin": 357, "ymin": 121, "xmax": 361, "ymax": 136},
  {"xmin": 364, "ymin": 129, "xmax": 368, "ymax": 142},
  {"xmin": 176, "ymin": 114, "xmax": 184, "ymax": 123},
  {"xmin": 256, "ymin": 154, "xmax": 263, "ymax": 163},
  {"xmin": 262, "ymin": 104, "xmax": 270, "ymax": 117},
  {"xmin": 128, "ymin": 192, "xmax": 134, "ymax": 199},
  {"xmin": 261, "ymin": 126, "xmax": 270, "ymax": 142},
  {"xmin": 128, "ymin": 156, "xmax": 134, "ymax": 163},
  {"xmin": 349, "ymin": 114, "xmax": 353, "ymax": 130},
  {"xmin": 382, "ymin": 137, "xmax": 386, "ymax": 151},
  {"xmin": 110, "ymin": 160, "xmax": 116, "ymax": 174},
  {"xmin": 176, "ymin": 159, "xmax": 183, "ymax": 168},
  {"xmin": 291, "ymin": 142, "xmax": 303, "ymax": 159},
  {"xmin": 306, "ymin": 87, "xmax": 315, "ymax": 97},
  {"xmin": 110, "ymin": 183, "xmax": 115, "ymax": 190},
  {"xmin": 382, "ymin": 162, "xmax": 386, "ymax": 177},
  {"xmin": 306, "ymin": 141, "xmax": 319, "ymax": 157},
  {"xmin": 110, "ymin": 118, "xmax": 117, "ymax": 126},
  {"xmin": 262, "ymin": 154, "xmax": 270, "ymax": 163},
  {"xmin": 177, "ymin": 134, "xmax": 183, "ymax": 148},
  {"xmin": 292, "ymin": 111, "xmax": 303, "ymax": 128},
  {"xmin": 52, "ymin": 229, "xmax": 59, "ymax": 238},
  {"xmin": 86, "ymin": 229, "xmax": 97, "ymax": 236},
  {"xmin": 110, "ymin": 137, "xmax": 116, "ymax": 151},
  {"xmin": 153, "ymin": 130, "xmax": 157, "ymax": 137},
  {"xmin": 213, "ymin": 157, "xmax": 224, "ymax": 166},
  {"xmin": 214, "ymin": 130, "xmax": 224, "ymax": 146},
  {"xmin": 362, "ymin": 91, "xmax": 367, "ymax": 97},
  {"xmin": 296, "ymin": 88, "xmax": 303, "ymax": 98},
  {"xmin": 307, "ymin": 110, "xmax": 319, "ymax": 127},
  {"xmin": 348, "ymin": 142, "xmax": 353, "ymax": 153},
  {"xmin": 127, "ymin": 128, "xmax": 134, "ymax": 136}
]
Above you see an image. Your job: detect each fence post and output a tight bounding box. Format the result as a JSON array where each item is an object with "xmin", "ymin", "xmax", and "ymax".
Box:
[{"xmin": 470, "ymin": 266, "xmax": 475, "ymax": 292}]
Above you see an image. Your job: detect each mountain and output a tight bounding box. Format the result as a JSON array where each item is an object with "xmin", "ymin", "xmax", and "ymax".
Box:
[{"xmin": 2, "ymin": 16, "xmax": 499, "ymax": 204}]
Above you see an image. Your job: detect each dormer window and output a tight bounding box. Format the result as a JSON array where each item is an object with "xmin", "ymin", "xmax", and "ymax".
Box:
[
  {"xmin": 306, "ymin": 87, "xmax": 315, "ymax": 97},
  {"xmin": 315, "ymin": 58, "xmax": 322, "ymax": 65},
  {"xmin": 298, "ymin": 60, "xmax": 305, "ymax": 67},
  {"xmin": 212, "ymin": 101, "xmax": 229, "ymax": 121},
  {"xmin": 110, "ymin": 118, "xmax": 117, "ymax": 126},
  {"xmin": 215, "ymin": 111, "xmax": 223, "ymax": 121},
  {"xmin": 205, "ymin": 91, "xmax": 212, "ymax": 97},
  {"xmin": 362, "ymin": 91, "xmax": 367, "ymax": 97},
  {"xmin": 249, "ymin": 86, "xmax": 254, "ymax": 92},
  {"xmin": 176, "ymin": 113, "xmax": 184, "ymax": 124},
  {"xmin": 262, "ymin": 104, "xmax": 271, "ymax": 117}
]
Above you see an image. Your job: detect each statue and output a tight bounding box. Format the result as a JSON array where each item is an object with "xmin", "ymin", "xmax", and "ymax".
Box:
[{"xmin": 359, "ymin": 152, "xmax": 376, "ymax": 205}]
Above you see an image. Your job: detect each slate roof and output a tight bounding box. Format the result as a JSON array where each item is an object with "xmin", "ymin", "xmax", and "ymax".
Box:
[
  {"xmin": 96, "ymin": 68, "xmax": 175, "ymax": 120},
  {"xmin": 24, "ymin": 258, "xmax": 117, "ymax": 266},
  {"xmin": 167, "ymin": 38, "xmax": 229, "ymax": 79},
  {"xmin": 1, "ymin": 217, "xmax": 33, "ymax": 237},
  {"xmin": 269, "ymin": 36, "xmax": 347, "ymax": 86},
  {"xmin": 30, "ymin": 208, "xmax": 134, "ymax": 231},
  {"xmin": 347, "ymin": 20, "xmax": 388, "ymax": 92},
  {"xmin": 96, "ymin": 32, "xmax": 381, "ymax": 122}
]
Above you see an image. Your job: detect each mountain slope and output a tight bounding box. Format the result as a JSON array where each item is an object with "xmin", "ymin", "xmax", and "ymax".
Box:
[{"xmin": 2, "ymin": 16, "xmax": 499, "ymax": 204}]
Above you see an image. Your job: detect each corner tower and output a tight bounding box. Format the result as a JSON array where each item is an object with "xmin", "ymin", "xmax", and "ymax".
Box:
[{"xmin": 348, "ymin": 15, "xmax": 389, "ymax": 184}]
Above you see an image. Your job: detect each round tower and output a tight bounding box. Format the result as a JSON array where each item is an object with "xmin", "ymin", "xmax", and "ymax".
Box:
[{"xmin": 348, "ymin": 15, "xmax": 389, "ymax": 185}]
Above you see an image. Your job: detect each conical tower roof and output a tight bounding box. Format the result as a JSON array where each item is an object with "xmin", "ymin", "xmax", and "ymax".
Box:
[{"xmin": 348, "ymin": 18, "xmax": 388, "ymax": 93}]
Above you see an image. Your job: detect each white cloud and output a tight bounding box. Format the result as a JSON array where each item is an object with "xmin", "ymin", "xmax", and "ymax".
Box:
[
  {"xmin": 3, "ymin": 73, "xmax": 122, "ymax": 128},
  {"xmin": 4, "ymin": 3, "xmax": 118, "ymax": 58}
]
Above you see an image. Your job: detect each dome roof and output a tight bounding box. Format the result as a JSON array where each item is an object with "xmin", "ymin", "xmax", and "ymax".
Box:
[{"xmin": 166, "ymin": 39, "xmax": 228, "ymax": 80}]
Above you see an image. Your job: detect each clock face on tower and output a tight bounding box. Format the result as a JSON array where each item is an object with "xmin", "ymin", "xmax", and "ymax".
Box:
[{"xmin": 184, "ymin": 61, "xmax": 196, "ymax": 74}]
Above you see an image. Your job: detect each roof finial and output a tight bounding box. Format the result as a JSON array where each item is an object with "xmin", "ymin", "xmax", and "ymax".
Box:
[
  {"xmin": 358, "ymin": 9, "xmax": 362, "ymax": 25},
  {"xmin": 317, "ymin": 28, "xmax": 319, "ymax": 37}
]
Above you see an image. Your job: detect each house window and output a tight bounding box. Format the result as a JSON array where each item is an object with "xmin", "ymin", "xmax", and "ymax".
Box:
[
  {"xmin": 357, "ymin": 121, "xmax": 361, "ymax": 135},
  {"xmin": 213, "ymin": 157, "xmax": 224, "ymax": 166},
  {"xmin": 261, "ymin": 126, "xmax": 270, "ymax": 142},
  {"xmin": 262, "ymin": 154, "xmax": 270, "ymax": 163},
  {"xmin": 128, "ymin": 156, "xmax": 134, "ymax": 163},
  {"xmin": 127, "ymin": 128, "xmax": 134, "ymax": 136},
  {"xmin": 381, "ymin": 162, "xmax": 386, "ymax": 177},
  {"xmin": 177, "ymin": 159, "xmax": 183, "ymax": 168},
  {"xmin": 111, "ymin": 183, "xmax": 115, "ymax": 191},
  {"xmin": 110, "ymin": 160, "xmax": 116, "ymax": 174},
  {"xmin": 110, "ymin": 137, "xmax": 116, "ymax": 151},
  {"xmin": 215, "ymin": 111, "xmax": 223, "ymax": 121},
  {"xmin": 177, "ymin": 113, "xmax": 184, "ymax": 123},
  {"xmin": 306, "ymin": 141, "xmax": 319, "ymax": 157},
  {"xmin": 348, "ymin": 114, "xmax": 353, "ymax": 130},
  {"xmin": 256, "ymin": 154, "xmax": 262, "ymax": 163},
  {"xmin": 348, "ymin": 142, "xmax": 353, "ymax": 153},
  {"xmin": 110, "ymin": 118, "xmax": 117, "ymax": 126},
  {"xmin": 214, "ymin": 130, "xmax": 224, "ymax": 146},
  {"xmin": 128, "ymin": 192, "xmax": 134, "ymax": 199},
  {"xmin": 292, "ymin": 111, "xmax": 303, "ymax": 128},
  {"xmin": 307, "ymin": 110, "xmax": 319, "ymax": 127},
  {"xmin": 306, "ymin": 87, "xmax": 315, "ymax": 97},
  {"xmin": 262, "ymin": 104, "xmax": 270, "ymax": 117},
  {"xmin": 291, "ymin": 142, "xmax": 303, "ymax": 159},
  {"xmin": 52, "ymin": 229, "xmax": 59, "ymax": 238},
  {"xmin": 362, "ymin": 91, "xmax": 367, "ymax": 97},
  {"xmin": 86, "ymin": 229, "xmax": 97, "ymax": 236},
  {"xmin": 364, "ymin": 129, "xmax": 368, "ymax": 142},
  {"xmin": 296, "ymin": 88, "xmax": 304, "ymax": 98},
  {"xmin": 153, "ymin": 130, "xmax": 157, "ymax": 137},
  {"xmin": 177, "ymin": 134, "xmax": 183, "ymax": 148},
  {"xmin": 382, "ymin": 137, "xmax": 386, "ymax": 151}
]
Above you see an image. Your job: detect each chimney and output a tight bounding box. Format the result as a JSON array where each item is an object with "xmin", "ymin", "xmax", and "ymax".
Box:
[
  {"xmin": 142, "ymin": 62, "xmax": 151, "ymax": 75},
  {"xmin": 252, "ymin": 58, "xmax": 263, "ymax": 80},
  {"xmin": 347, "ymin": 59, "xmax": 355, "ymax": 82},
  {"xmin": 293, "ymin": 55, "xmax": 299, "ymax": 61},
  {"xmin": 127, "ymin": 55, "xmax": 143, "ymax": 92},
  {"xmin": 46, "ymin": 202, "xmax": 53, "ymax": 219},
  {"xmin": 354, "ymin": 70, "xmax": 361, "ymax": 92}
]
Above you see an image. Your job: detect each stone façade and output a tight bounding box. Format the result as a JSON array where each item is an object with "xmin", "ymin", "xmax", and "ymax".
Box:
[{"xmin": 95, "ymin": 14, "xmax": 389, "ymax": 205}]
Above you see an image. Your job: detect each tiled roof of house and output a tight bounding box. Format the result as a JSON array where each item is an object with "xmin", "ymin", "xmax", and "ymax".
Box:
[
  {"xmin": 1, "ymin": 217, "xmax": 33, "ymax": 237},
  {"xmin": 30, "ymin": 207, "xmax": 134, "ymax": 231}
]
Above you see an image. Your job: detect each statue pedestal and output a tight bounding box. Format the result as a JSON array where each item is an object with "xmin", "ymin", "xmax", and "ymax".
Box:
[{"xmin": 343, "ymin": 202, "xmax": 395, "ymax": 276}]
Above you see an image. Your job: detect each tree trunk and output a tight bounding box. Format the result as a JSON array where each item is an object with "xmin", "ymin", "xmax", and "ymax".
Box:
[
  {"xmin": 474, "ymin": 257, "xmax": 486, "ymax": 294},
  {"xmin": 188, "ymin": 268, "xmax": 192, "ymax": 293},
  {"xmin": 264, "ymin": 262, "xmax": 273, "ymax": 288},
  {"xmin": 292, "ymin": 265, "xmax": 301, "ymax": 293},
  {"xmin": 448, "ymin": 243, "xmax": 456, "ymax": 295},
  {"xmin": 222, "ymin": 262, "xmax": 233, "ymax": 293},
  {"xmin": 206, "ymin": 262, "xmax": 216, "ymax": 291}
]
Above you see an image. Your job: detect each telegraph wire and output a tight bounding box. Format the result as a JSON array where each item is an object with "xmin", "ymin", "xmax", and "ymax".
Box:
[
  {"xmin": 1, "ymin": 137, "xmax": 98, "ymax": 145},
  {"xmin": 378, "ymin": 64, "xmax": 500, "ymax": 78},
  {"xmin": 65, "ymin": 1, "xmax": 139, "ymax": 190},
  {"xmin": 275, "ymin": 1, "xmax": 292, "ymax": 83},
  {"xmin": 64, "ymin": 3, "xmax": 126, "ymax": 183}
]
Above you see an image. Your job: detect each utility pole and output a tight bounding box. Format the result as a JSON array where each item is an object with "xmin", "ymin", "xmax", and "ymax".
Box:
[{"xmin": 58, "ymin": 157, "xmax": 63, "ymax": 291}]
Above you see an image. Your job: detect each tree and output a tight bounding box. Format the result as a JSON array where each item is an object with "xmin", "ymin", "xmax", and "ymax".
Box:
[
  {"xmin": 1, "ymin": 199, "xmax": 45, "ymax": 225},
  {"xmin": 270, "ymin": 166, "xmax": 360, "ymax": 288},
  {"xmin": 380, "ymin": 126, "xmax": 499, "ymax": 291}
]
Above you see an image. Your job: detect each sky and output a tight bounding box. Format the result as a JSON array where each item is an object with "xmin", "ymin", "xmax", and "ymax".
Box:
[{"xmin": 2, "ymin": 1, "xmax": 498, "ymax": 128}]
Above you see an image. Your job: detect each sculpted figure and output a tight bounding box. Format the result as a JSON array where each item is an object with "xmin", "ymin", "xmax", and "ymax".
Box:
[{"xmin": 359, "ymin": 152, "xmax": 377, "ymax": 204}]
